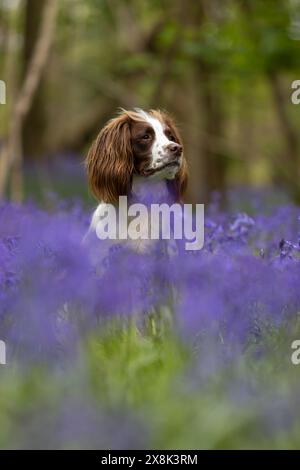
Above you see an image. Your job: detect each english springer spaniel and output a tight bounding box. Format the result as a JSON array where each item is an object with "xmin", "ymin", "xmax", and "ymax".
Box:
[{"xmin": 85, "ymin": 108, "xmax": 188, "ymax": 248}]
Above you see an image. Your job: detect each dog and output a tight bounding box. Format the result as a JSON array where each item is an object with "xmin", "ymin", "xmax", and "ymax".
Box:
[{"xmin": 85, "ymin": 108, "xmax": 188, "ymax": 249}]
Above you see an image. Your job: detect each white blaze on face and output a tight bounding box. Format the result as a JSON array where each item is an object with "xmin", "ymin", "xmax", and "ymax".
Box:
[{"xmin": 137, "ymin": 110, "xmax": 171, "ymax": 169}]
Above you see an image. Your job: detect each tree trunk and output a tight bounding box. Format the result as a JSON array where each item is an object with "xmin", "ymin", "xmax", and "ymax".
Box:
[
  {"xmin": 196, "ymin": 60, "xmax": 227, "ymax": 202},
  {"xmin": 22, "ymin": 0, "xmax": 47, "ymax": 160},
  {"xmin": 190, "ymin": 0, "xmax": 228, "ymax": 203},
  {"xmin": 0, "ymin": 0, "xmax": 57, "ymax": 201},
  {"xmin": 239, "ymin": 0, "xmax": 300, "ymax": 200},
  {"xmin": 268, "ymin": 72, "xmax": 300, "ymax": 199}
]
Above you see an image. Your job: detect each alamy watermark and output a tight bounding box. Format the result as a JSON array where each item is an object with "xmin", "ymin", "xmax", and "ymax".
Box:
[
  {"xmin": 291, "ymin": 80, "xmax": 300, "ymax": 104},
  {"xmin": 291, "ymin": 340, "xmax": 300, "ymax": 365},
  {"xmin": 0, "ymin": 340, "xmax": 6, "ymax": 365},
  {"xmin": 94, "ymin": 197, "xmax": 205, "ymax": 251},
  {"xmin": 0, "ymin": 81, "xmax": 7, "ymax": 365},
  {"xmin": 0, "ymin": 80, "xmax": 6, "ymax": 104}
]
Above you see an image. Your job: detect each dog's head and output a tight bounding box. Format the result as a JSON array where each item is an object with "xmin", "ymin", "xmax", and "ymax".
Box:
[{"xmin": 85, "ymin": 108, "xmax": 188, "ymax": 203}]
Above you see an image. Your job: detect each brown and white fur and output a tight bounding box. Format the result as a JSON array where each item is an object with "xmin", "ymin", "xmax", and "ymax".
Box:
[{"xmin": 85, "ymin": 108, "xmax": 188, "ymax": 248}]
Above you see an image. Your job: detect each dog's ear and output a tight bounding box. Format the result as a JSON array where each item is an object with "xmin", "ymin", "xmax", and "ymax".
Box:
[{"xmin": 85, "ymin": 113, "xmax": 134, "ymax": 203}]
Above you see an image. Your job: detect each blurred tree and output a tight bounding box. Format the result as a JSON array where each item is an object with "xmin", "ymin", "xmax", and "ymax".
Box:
[
  {"xmin": 238, "ymin": 0, "xmax": 300, "ymax": 201},
  {"xmin": 22, "ymin": 0, "xmax": 47, "ymax": 160},
  {"xmin": 196, "ymin": 0, "xmax": 229, "ymax": 202},
  {"xmin": 49, "ymin": 0, "xmax": 170, "ymax": 154},
  {"xmin": 0, "ymin": 0, "xmax": 57, "ymax": 201},
  {"xmin": 178, "ymin": 0, "xmax": 230, "ymax": 202},
  {"xmin": 2, "ymin": 0, "xmax": 300, "ymax": 203}
]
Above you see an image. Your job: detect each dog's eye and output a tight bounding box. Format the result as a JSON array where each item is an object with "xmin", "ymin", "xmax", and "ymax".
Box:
[{"xmin": 142, "ymin": 134, "xmax": 150, "ymax": 140}]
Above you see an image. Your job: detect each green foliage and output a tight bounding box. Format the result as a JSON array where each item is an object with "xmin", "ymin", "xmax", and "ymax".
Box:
[{"xmin": 1, "ymin": 317, "xmax": 300, "ymax": 449}]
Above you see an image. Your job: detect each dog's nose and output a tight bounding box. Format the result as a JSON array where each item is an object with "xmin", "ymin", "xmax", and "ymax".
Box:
[{"xmin": 167, "ymin": 143, "xmax": 182, "ymax": 157}]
